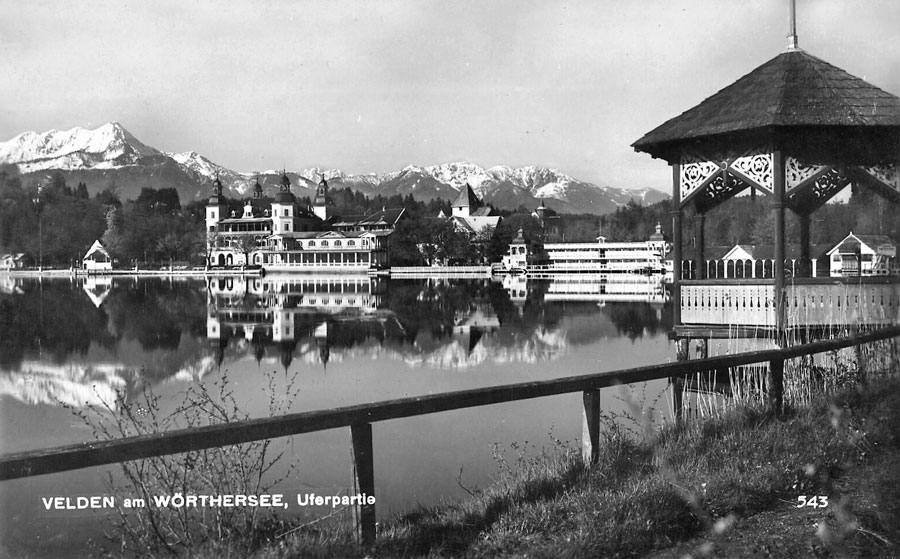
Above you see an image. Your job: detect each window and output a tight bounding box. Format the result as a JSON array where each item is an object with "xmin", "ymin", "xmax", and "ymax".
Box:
[
  {"xmin": 321, "ymin": 240, "xmax": 329, "ymax": 247},
  {"xmin": 335, "ymin": 240, "xmax": 342, "ymax": 247},
  {"xmin": 348, "ymin": 240, "xmax": 356, "ymax": 247},
  {"xmin": 309, "ymin": 241, "xmax": 316, "ymax": 247},
  {"xmin": 284, "ymin": 209, "xmax": 289, "ymax": 216},
  {"xmin": 285, "ymin": 223, "xmax": 291, "ymax": 232}
]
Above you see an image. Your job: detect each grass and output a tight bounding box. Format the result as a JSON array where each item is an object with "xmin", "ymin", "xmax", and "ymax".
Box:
[
  {"xmin": 185, "ymin": 369, "xmax": 900, "ymax": 559},
  {"xmin": 81, "ymin": 333, "xmax": 897, "ymax": 558}
]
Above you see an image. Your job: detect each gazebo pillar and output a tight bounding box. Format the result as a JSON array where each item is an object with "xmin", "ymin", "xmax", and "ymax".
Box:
[
  {"xmin": 798, "ymin": 212, "xmax": 811, "ymax": 277},
  {"xmin": 671, "ymin": 163, "xmax": 682, "ymax": 326},
  {"xmin": 693, "ymin": 209, "xmax": 706, "ymax": 280},
  {"xmin": 773, "ymin": 150, "xmax": 786, "ymax": 339}
]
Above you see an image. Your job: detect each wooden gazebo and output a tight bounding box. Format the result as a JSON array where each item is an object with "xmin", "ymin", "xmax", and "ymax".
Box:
[{"xmin": 633, "ymin": 18, "xmax": 900, "ymax": 339}]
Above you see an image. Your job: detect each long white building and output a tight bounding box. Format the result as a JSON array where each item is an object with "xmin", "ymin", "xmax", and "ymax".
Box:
[{"xmin": 501, "ymin": 223, "xmax": 668, "ymax": 274}]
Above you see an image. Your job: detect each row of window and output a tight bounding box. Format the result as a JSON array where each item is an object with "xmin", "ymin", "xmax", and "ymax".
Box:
[
  {"xmin": 307, "ymin": 239, "xmax": 366, "ymax": 248},
  {"xmin": 215, "ymin": 236, "xmax": 371, "ymax": 249},
  {"xmin": 834, "ymin": 254, "xmax": 874, "ymax": 262}
]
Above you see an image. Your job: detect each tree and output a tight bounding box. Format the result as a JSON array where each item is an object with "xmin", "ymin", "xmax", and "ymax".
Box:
[
  {"xmin": 101, "ymin": 206, "xmax": 126, "ymax": 260},
  {"xmin": 233, "ymin": 235, "xmax": 260, "ymax": 267},
  {"xmin": 136, "ymin": 187, "xmax": 181, "ymax": 213},
  {"xmin": 74, "ymin": 181, "xmax": 89, "ymax": 199},
  {"xmin": 155, "ymin": 233, "xmax": 183, "ymax": 265}
]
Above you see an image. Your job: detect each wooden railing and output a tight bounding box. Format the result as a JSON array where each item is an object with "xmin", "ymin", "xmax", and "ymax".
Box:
[
  {"xmin": 682, "ymin": 279, "xmax": 775, "ymax": 326},
  {"xmin": 2, "ymin": 325, "xmax": 899, "ymax": 545},
  {"xmin": 681, "ymin": 278, "xmax": 900, "ymax": 327}
]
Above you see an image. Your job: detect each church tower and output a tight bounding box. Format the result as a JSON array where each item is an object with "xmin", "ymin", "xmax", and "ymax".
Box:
[
  {"xmin": 205, "ymin": 176, "xmax": 226, "ymax": 234},
  {"xmin": 313, "ymin": 174, "xmax": 330, "ymax": 221},
  {"xmin": 271, "ymin": 171, "xmax": 296, "ymax": 234},
  {"xmin": 451, "ymin": 183, "xmax": 480, "ymax": 218}
]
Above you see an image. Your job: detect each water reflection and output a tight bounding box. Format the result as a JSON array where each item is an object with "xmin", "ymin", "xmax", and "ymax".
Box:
[
  {"xmin": 1, "ymin": 273, "xmax": 673, "ymax": 558},
  {"xmin": 0, "ymin": 274, "xmax": 672, "ymax": 409}
]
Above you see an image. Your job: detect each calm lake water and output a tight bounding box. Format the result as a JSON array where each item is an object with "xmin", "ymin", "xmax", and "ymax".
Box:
[{"xmin": 0, "ymin": 273, "xmax": 674, "ymax": 557}]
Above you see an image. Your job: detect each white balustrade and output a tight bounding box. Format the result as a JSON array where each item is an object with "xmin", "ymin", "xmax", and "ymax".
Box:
[
  {"xmin": 681, "ymin": 282, "xmax": 775, "ymax": 326},
  {"xmin": 681, "ymin": 280, "xmax": 900, "ymax": 327}
]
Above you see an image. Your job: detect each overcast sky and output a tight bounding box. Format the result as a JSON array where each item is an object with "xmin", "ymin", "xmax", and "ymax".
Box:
[{"xmin": 2, "ymin": 0, "xmax": 898, "ymax": 192}]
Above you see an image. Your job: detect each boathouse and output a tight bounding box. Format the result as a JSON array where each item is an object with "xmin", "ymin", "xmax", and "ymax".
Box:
[
  {"xmin": 82, "ymin": 240, "xmax": 112, "ymax": 271},
  {"xmin": 0, "ymin": 253, "xmax": 26, "ymax": 270},
  {"xmin": 825, "ymin": 233, "xmax": 898, "ymax": 277},
  {"xmin": 633, "ymin": 13, "xmax": 900, "ymax": 337}
]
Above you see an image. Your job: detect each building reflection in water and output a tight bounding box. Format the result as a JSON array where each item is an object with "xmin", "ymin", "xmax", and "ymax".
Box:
[
  {"xmin": 502, "ymin": 272, "xmax": 669, "ymax": 305},
  {"xmin": 0, "ymin": 274, "xmax": 671, "ymax": 409},
  {"xmin": 206, "ymin": 274, "xmax": 391, "ymax": 370}
]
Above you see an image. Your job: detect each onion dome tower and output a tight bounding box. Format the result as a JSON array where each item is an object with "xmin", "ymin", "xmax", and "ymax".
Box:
[
  {"xmin": 313, "ymin": 173, "xmax": 330, "ymax": 221},
  {"xmin": 243, "ymin": 176, "xmax": 264, "ymax": 218},
  {"xmin": 205, "ymin": 175, "xmax": 225, "ymax": 234},
  {"xmin": 272, "ymin": 170, "xmax": 296, "ymax": 234}
]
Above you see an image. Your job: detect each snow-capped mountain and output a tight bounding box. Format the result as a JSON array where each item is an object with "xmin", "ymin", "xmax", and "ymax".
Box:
[
  {"xmin": 1, "ymin": 123, "xmax": 668, "ymax": 213},
  {"xmin": 323, "ymin": 162, "xmax": 668, "ymax": 214},
  {"xmin": 167, "ymin": 150, "xmax": 252, "ymax": 193},
  {"xmin": 0, "ymin": 122, "xmax": 167, "ymax": 173}
]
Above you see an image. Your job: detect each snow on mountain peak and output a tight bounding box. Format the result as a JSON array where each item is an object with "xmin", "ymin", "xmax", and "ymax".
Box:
[
  {"xmin": 0, "ymin": 122, "xmax": 163, "ymax": 172},
  {"xmin": 1, "ymin": 122, "xmax": 669, "ymax": 212}
]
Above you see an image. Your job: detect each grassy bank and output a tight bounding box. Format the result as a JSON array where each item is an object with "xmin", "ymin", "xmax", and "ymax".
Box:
[{"xmin": 194, "ymin": 373, "xmax": 900, "ymax": 559}]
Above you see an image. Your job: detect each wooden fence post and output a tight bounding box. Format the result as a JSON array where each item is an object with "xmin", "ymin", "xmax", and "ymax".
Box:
[
  {"xmin": 582, "ymin": 390, "xmax": 601, "ymax": 464},
  {"xmin": 670, "ymin": 338, "xmax": 689, "ymax": 423},
  {"xmin": 351, "ymin": 423, "xmax": 376, "ymax": 546},
  {"xmin": 768, "ymin": 357, "xmax": 784, "ymax": 415},
  {"xmin": 851, "ymin": 325, "xmax": 867, "ymax": 380}
]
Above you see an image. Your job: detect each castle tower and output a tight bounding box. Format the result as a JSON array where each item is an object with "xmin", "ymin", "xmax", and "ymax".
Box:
[
  {"xmin": 243, "ymin": 177, "xmax": 263, "ymax": 218},
  {"xmin": 271, "ymin": 171, "xmax": 295, "ymax": 234},
  {"xmin": 313, "ymin": 174, "xmax": 330, "ymax": 221},
  {"xmin": 205, "ymin": 176, "xmax": 226, "ymax": 234}
]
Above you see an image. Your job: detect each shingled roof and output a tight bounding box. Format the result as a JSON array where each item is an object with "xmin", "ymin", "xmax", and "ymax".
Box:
[{"xmin": 633, "ymin": 49, "xmax": 900, "ymax": 158}]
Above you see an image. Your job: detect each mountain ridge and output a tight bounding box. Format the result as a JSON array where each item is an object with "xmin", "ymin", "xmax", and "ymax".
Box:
[{"xmin": 1, "ymin": 123, "xmax": 668, "ymax": 214}]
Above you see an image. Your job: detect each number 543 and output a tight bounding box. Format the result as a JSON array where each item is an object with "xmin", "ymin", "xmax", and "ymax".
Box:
[{"xmin": 796, "ymin": 495, "xmax": 828, "ymax": 508}]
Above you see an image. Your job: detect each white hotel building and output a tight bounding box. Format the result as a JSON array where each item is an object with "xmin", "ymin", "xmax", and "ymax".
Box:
[{"xmin": 206, "ymin": 173, "xmax": 403, "ymax": 272}]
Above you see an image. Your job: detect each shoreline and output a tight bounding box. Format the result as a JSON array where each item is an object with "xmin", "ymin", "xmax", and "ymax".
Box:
[{"xmin": 1, "ymin": 268, "xmax": 256, "ymax": 278}]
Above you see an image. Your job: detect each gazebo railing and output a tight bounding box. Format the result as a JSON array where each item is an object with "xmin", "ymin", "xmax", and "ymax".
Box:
[{"xmin": 681, "ymin": 277, "xmax": 900, "ymax": 328}]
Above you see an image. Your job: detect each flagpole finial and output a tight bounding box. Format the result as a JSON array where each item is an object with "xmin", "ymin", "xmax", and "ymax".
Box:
[{"xmin": 786, "ymin": 0, "xmax": 799, "ymax": 50}]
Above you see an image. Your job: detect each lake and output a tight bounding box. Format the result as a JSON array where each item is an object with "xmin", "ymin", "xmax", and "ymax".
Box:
[{"xmin": 0, "ymin": 273, "xmax": 674, "ymax": 557}]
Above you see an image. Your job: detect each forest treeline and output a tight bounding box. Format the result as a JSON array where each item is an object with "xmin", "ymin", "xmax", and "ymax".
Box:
[{"xmin": 1, "ymin": 163, "xmax": 897, "ymax": 268}]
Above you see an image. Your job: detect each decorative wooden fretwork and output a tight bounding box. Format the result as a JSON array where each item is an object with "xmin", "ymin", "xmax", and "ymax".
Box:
[
  {"xmin": 696, "ymin": 172, "xmax": 751, "ymax": 213},
  {"xmin": 680, "ymin": 152, "xmax": 720, "ymax": 201},
  {"xmin": 785, "ymin": 156, "xmax": 827, "ymax": 193},
  {"xmin": 812, "ymin": 168, "xmax": 847, "ymax": 199},
  {"xmin": 787, "ymin": 167, "xmax": 850, "ymax": 212},
  {"xmin": 680, "ymin": 147, "xmax": 774, "ymax": 208},
  {"xmin": 861, "ymin": 163, "xmax": 900, "ymax": 196},
  {"xmin": 730, "ymin": 149, "xmax": 773, "ymax": 194}
]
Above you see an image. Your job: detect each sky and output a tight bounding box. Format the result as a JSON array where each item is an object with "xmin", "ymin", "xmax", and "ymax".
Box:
[{"xmin": 1, "ymin": 0, "xmax": 899, "ymax": 193}]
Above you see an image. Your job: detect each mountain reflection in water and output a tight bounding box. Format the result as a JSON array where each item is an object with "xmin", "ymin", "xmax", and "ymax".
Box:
[
  {"xmin": 1, "ymin": 273, "xmax": 674, "ymax": 559},
  {"xmin": 0, "ymin": 274, "xmax": 671, "ymax": 409}
]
